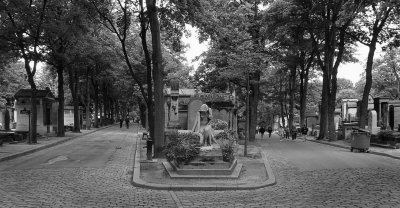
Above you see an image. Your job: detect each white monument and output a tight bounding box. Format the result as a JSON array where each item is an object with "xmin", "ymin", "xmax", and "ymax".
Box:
[{"xmin": 368, "ymin": 110, "xmax": 379, "ymax": 134}]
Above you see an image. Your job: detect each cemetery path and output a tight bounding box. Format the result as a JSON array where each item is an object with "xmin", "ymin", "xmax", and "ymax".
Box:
[
  {"xmin": 0, "ymin": 124, "xmax": 177, "ymax": 208},
  {"xmin": 1, "ymin": 127, "xmax": 400, "ymax": 207},
  {"xmin": 257, "ymin": 133, "xmax": 399, "ymax": 171}
]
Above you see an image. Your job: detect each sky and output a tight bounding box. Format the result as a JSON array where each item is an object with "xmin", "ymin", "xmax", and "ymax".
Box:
[
  {"xmin": 182, "ymin": 25, "xmax": 382, "ymax": 85},
  {"xmin": 181, "ymin": 25, "xmax": 209, "ymax": 73}
]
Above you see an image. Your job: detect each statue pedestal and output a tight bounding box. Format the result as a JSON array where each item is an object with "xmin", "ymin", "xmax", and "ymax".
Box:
[{"xmin": 163, "ymin": 148, "xmax": 242, "ymax": 178}]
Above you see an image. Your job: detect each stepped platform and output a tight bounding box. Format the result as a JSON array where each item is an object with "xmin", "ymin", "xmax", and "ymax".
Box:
[{"xmin": 163, "ymin": 148, "xmax": 242, "ymax": 179}]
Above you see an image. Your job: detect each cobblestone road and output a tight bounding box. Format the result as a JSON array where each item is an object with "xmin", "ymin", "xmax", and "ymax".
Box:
[{"xmin": 1, "ymin": 127, "xmax": 400, "ymax": 207}]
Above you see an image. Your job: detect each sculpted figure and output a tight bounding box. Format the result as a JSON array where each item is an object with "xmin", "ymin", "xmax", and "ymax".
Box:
[{"xmin": 192, "ymin": 104, "xmax": 218, "ymax": 147}]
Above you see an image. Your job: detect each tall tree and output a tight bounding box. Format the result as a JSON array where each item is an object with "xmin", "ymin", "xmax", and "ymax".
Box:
[
  {"xmin": 302, "ymin": 0, "xmax": 364, "ymax": 140},
  {"xmin": 349, "ymin": 1, "xmax": 400, "ymax": 129},
  {"xmin": 0, "ymin": 0, "xmax": 49, "ymax": 143},
  {"xmin": 43, "ymin": 0, "xmax": 88, "ymax": 136},
  {"xmin": 146, "ymin": 0, "xmax": 165, "ymax": 156}
]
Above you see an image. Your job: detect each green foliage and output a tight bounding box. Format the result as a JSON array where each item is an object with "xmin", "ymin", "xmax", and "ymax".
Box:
[
  {"xmin": 336, "ymin": 89, "xmax": 360, "ymax": 106},
  {"xmin": 215, "ymin": 130, "xmax": 237, "ymax": 162},
  {"xmin": 0, "ymin": 61, "xmax": 29, "ymax": 98},
  {"xmin": 209, "ymin": 119, "xmax": 228, "ymax": 130},
  {"xmin": 163, "ymin": 131, "xmax": 201, "ymax": 166},
  {"xmin": 377, "ymin": 130, "xmax": 394, "ymax": 142}
]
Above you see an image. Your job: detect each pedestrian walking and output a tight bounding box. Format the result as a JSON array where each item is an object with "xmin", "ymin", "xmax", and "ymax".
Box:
[
  {"xmin": 259, "ymin": 127, "xmax": 266, "ymax": 139},
  {"xmin": 125, "ymin": 117, "xmax": 130, "ymax": 129},
  {"xmin": 291, "ymin": 126, "xmax": 297, "ymax": 140},
  {"xmin": 301, "ymin": 124, "xmax": 308, "ymax": 142},
  {"xmin": 285, "ymin": 127, "xmax": 290, "ymax": 140},
  {"xmin": 278, "ymin": 126, "xmax": 284, "ymax": 141},
  {"xmin": 267, "ymin": 126, "xmax": 272, "ymax": 138},
  {"xmin": 119, "ymin": 118, "xmax": 123, "ymax": 128}
]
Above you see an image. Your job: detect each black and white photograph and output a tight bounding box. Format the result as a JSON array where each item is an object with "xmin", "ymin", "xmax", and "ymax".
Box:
[{"xmin": 1, "ymin": 0, "xmax": 400, "ymax": 207}]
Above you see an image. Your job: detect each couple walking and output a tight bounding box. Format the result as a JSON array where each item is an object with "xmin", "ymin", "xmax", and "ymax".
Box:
[
  {"xmin": 279, "ymin": 125, "xmax": 308, "ymax": 142},
  {"xmin": 259, "ymin": 126, "xmax": 273, "ymax": 139}
]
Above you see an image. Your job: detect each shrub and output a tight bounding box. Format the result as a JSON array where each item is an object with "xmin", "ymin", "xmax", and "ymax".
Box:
[
  {"xmin": 215, "ymin": 130, "xmax": 237, "ymax": 162},
  {"xmin": 209, "ymin": 119, "xmax": 228, "ymax": 130},
  {"xmin": 163, "ymin": 132, "xmax": 201, "ymax": 166},
  {"xmin": 377, "ymin": 130, "xmax": 394, "ymax": 143}
]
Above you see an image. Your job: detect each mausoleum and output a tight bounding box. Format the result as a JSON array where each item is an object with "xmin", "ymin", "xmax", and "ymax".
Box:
[
  {"xmin": 164, "ymin": 80, "xmax": 237, "ymax": 132},
  {"xmin": 14, "ymin": 89, "xmax": 57, "ymax": 135}
]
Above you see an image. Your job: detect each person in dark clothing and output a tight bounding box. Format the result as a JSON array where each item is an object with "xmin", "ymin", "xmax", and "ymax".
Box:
[
  {"xmin": 301, "ymin": 124, "xmax": 308, "ymax": 142},
  {"xmin": 259, "ymin": 127, "xmax": 266, "ymax": 139},
  {"xmin": 119, "ymin": 118, "xmax": 123, "ymax": 128},
  {"xmin": 125, "ymin": 117, "xmax": 130, "ymax": 129},
  {"xmin": 267, "ymin": 126, "xmax": 272, "ymax": 138},
  {"xmin": 291, "ymin": 126, "xmax": 297, "ymax": 140}
]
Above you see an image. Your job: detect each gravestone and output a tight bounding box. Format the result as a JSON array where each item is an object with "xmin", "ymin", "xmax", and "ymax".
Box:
[
  {"xmin": 187, "ymin": 99, "xmax": 203, "ymax": 130},
  {"xmin": 391, "ymin": 105, "xmax": 400, "ymax": 131},
  {"xmin": 368, "ymin": 110, "xmax": 378, "ymax": 134}
]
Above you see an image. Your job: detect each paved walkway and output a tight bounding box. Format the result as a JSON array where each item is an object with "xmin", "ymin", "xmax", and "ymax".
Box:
[
  {"xmin": 1, "ymin": 128, "xmax": 400, "ymax": 207},
  {"xmin": 305, "ymin": 136, "xmax": 400, "ymax": 159},
  {"xmin": 0, "ymin": 125, "xmax": 114, "ymax": 162}
]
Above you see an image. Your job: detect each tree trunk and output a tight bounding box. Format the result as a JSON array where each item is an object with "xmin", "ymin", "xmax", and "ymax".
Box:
[
  {"xmin": 279, "ymin": 78, "xmax": 286, "ymax": 127},
  {"xmin": 93, "ymin": 81, "xmax": 99, "ymax": 128},
  {"xmin": 4, "ymin": 108, "xmax": 10, "ymax": 130},
  {"xmin": 139, "ymin": 0, "xmax": 154, "ymax": 139},
  {"xmin": 359, "ymin": 10, "xmax": 391, "ymax": 128},
  {"xmin": 100, "ymin": 103, "xmax": 103, "ymax": 126},
  {"xmin": 288, "ymin": 65, "xmax": 296, "ymax": 129},
  {"xmin": 27, "ymin": 75, "xmax": 38, "ymax": 144},
  {"xmin": 110, "ymin": 99, "xmax": 114, "ymax": 124},
  {"xmin": 85, "ymin": 68, "xmax": 91, "ymax": 130},
  {"xmin": 249, "ymin": 71, "xmax": 260, "ymax": 141},
  {"xmin": 57, "ymin": 65, "xmax": 65, "ymax": 136},
  {"xmin": 147, "ymin": 0, "xmax": 165, "ymax": 157},
  {"xmin": 68, "ymin": 68, "xmax": 80, "ymax": 132},
  {"xmin": 299, "ymin": 52, "xmax": 311, "ymax": 127},
  {"xmin": 102, "ymin": 83, "xmax": 108, "ymax": 125},
  {"xmin": 318, "ymin": 70, "xmax": 329, "ymax": 140},
  {"xmin": 73, "ymin": 69, "xmax": 80, "ymax": 132}
]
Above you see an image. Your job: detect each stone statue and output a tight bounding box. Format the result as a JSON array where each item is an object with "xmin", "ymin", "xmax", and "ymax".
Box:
[{"xmin": 192, "ymin": 104, "xmax": 218, "ymax": 149}]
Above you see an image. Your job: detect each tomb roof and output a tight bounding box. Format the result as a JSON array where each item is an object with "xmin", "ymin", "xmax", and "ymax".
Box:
[
  {"xmin": 165, "ymin": 88, "xmax": 197, "ymax": 96},
  {"xmin": 14, "ymin": 89, "xmax": 55, "ymax": 99}
]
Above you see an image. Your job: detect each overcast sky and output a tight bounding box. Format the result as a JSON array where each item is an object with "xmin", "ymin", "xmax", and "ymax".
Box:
[{"xmin": 182, "ymin": 25, "xmax": 381, "ymax": 85}]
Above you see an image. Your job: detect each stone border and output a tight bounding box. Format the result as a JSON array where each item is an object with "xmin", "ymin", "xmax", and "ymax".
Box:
[
  {"xmin": 131, "ymin": 139, "xmax": 276, "ymax": 191},
  {"xmin": 307, "ymin": 138, "xmax": 400, "ymax": 160},
  {"xmin": 0, "ymin": 125, "xmax": 115, "ymax": 163}
]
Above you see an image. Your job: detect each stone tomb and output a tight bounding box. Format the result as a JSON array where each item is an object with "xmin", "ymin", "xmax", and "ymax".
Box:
[
  {"xmin": 388, "ymin": 102, "xmax": 400, "ymax": 131},
  {"xmin": 14, "ymin": 89, "xmax": 57, "ymax": 135}
]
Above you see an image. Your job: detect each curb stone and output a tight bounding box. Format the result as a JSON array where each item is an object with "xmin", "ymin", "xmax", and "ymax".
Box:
[
  {"xmin": 131, "ymin": 138, "xmax": 277, "ymax": 191},
  {"xmin": 307, "ymin": 138, "xmax": 400, "ymax": 160},
  {"xmin": 0, "ymin": 125, "xmax": 116, "ymax": 163}
]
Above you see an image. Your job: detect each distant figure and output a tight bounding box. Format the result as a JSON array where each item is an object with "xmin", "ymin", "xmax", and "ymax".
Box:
[
  {"xmin": 291, "ymin": 126, "xmax": 297, "ymax": 140},
  {"xmin": 119, "ymin": 118, "xmax": 123, "ymax": 128},
  {"xmin": 278, "ymin": 126, "xmax": 284, "ymax": 141},
  {"xmin": 267, "ymin": 126, "xmax": 272, "ymax": 138},
  {"xmin": 285, "ymin": 127, "xmax": 290, "ymax": 140},
  {"xmin": 125, "ymin": 117, "xmax": 130, "ymax": 129},
  {"xmin": 301, "ymin": 124, "xmax": 308, "ymax": 142},
  {"xmin": 259, "ymin": 127, "xmax": 266, "ymax": 139}
]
